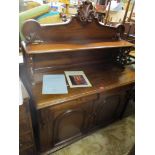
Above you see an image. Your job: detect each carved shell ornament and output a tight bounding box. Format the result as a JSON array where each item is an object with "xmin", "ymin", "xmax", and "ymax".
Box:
[{"xmin": 77, "ymin": 1, "xmax": 95, "ymax": 24}]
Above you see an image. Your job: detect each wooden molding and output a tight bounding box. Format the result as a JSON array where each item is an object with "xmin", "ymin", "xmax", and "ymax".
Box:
[{"xmin": 21, "ymin": 1, "xmax": 126, "ymax": 44}]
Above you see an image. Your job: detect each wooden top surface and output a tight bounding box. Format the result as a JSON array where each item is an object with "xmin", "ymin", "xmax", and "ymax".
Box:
[
  {"xmin": 23, "ymin": 40, "xmax": 133, "ymax": 54},
  {"xmin": 31, "ymin": 64, "xmax": 135, "ymax": 109}
]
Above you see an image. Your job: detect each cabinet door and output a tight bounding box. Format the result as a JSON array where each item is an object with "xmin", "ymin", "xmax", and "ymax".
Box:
[
  {"xmin": 96, "ymin": 91, "xmax": 126, "ymax": 126},
  {"xmin": 38, "ymin": 94, "xmax": 97, "ymax": 149},
  {"xmin": 51, "ymin": 96, "xmax": 96, "ymax": 145},
  {"xmin": 53, "ymin": 109, "xmax": 85, "ymax": 144}
]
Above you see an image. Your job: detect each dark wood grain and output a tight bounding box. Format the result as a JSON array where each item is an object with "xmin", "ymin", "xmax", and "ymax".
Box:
[
  {"xmin": 22, "ymin": 18, "xmax": 120, "ymax": 43},
  {"xmin": 20, "ymin": 1, "xmax": 135, "ymax": 154},
  {"xmin": 21, "ymin": 2, "xmax": 126, "ymax": 44},
  {"xmin": 22, "ymin": 40, "xmax": 133, "ymax": 54},
  {"xmin": 19, "ymin": 81, "xmax": 37, "ymax": 155},
  {"xmin": 35, "ymin": 82, "xmax": 134, "ymax": 153},
  {"xmin": 31, "ymin": 64, "xmax": 134, "ymax": 110}
]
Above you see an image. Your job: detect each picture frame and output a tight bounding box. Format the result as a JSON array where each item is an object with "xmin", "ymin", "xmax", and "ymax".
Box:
[{"xmin": 64, "ymin": 71, "xmax": 92, "ymax": 88}]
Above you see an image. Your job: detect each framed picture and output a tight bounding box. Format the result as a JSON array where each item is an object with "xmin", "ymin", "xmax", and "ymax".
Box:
[{"xmin": 64, "ymin": 71, "xmax": 92, "ymax": 88}]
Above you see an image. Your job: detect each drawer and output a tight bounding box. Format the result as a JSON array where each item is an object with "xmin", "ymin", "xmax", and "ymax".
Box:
[
  {"xmin": 19, "ymin": 117, "xmax": 31, "ymax": 135},
  {"xmin": 19, "ymin": 133, "xmax": 33, "ymax": 151},
  {"xmin": 46, "ymin": 94, "xmax": 97, "ymax": 120},
  {"xmin": 99, "ymin": 85, "xmax": 133, "ymax": 98},
  {"xmin": 51, "ymin": 94, "xmax": 97, "ymax": 111}
]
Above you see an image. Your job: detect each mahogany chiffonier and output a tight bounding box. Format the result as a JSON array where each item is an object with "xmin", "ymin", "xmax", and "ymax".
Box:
[
  {"xmin": 20, "ymin": 1, "xmax": 135, "ymax": 154},
  {"xmin": 19, "ymin": 80, "xmax": 36, "ymax": 155}
]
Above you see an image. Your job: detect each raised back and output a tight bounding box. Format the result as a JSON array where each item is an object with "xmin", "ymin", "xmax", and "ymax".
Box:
[
  {"xmin": 21, "ymin": 1, "xmax": 125, "ymax": 43},
  {"xmin": 21, "ymin": 1, "xmax": 133, "ymax": 86}
]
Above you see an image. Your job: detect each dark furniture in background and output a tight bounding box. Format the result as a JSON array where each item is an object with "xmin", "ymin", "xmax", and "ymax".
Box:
[
  {"xmin": 19, "ymin": 81, "xmax": 36, "ymax": 155},
  {"xmin": 20, "ymin": 1, "xmax": 135, "ymax": 154}
]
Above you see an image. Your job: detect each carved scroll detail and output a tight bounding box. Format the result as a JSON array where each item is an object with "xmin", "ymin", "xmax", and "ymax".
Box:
[
  {"xmin": 116, "ymin": 47, "xmax": 134, "ymax": 66},
  {"xmin": 115, "ymin": 24, "xmax": 125, "ymax": 40},
  {"xmin": 25, "ymin": 32, "xmax": 43, "ymax": 44},
  {"xmin": 22, "ymin": 19, "xmax": 43, "ymax": 43},
  {"xmin": 77, "ymin": 1, "xmax": 95, "ymax": 24}
]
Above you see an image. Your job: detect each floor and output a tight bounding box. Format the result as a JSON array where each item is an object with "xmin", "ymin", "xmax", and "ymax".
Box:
[{"xmin": 51, "ymin": 115, "xmax": 135, "ymax": 155}]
